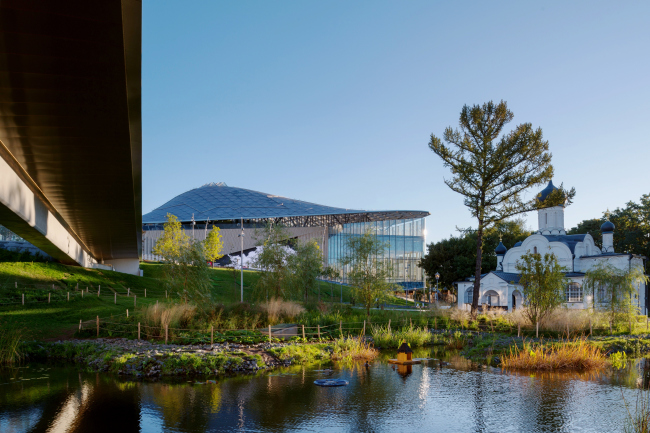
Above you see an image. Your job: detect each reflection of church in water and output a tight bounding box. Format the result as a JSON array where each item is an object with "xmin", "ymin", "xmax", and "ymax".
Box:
[{"xmin": 457, "ymin": 181, "xmax": 647, "ymax": 314}]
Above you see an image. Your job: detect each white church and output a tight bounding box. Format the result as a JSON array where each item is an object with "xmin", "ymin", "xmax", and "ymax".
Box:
[{"xmin": 457, "ymin": 181, "xmax": 647, "ymax": 314}]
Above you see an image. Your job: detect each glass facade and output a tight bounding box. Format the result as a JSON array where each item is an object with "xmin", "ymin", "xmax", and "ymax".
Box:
[{"xmin": 327, "ymin": 218, "xmax": 426, "ymax": 290}]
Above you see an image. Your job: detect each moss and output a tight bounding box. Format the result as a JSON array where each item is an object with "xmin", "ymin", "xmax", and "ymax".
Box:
[{"xmin": 268, "ymin": 344, "xmax": 330, "ymax": 364}]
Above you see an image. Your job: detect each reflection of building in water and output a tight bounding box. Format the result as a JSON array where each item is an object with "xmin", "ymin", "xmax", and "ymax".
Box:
[
  {"xmin": 457, "ymin": 181, "xmax": 647, "ymax": 313},
  {"xmin": 396, "ymin": 364, "xmax": 412, "ymax": 379}
]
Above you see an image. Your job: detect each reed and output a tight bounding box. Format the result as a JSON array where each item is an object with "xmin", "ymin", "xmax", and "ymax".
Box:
[
  {"xmin": 331, "ymin": 336, "xmax": 378, "ymax": 361},
  {"xmin": 624, "ymin": 391, "xmax": 650, "ymax": 433},
  {"xmin": 371, "ymin": 325, "xmax": 431, "ymax": 348},
  {"xmin": 501, "ymin": 338, "xmax": 606, "ymax": 370},
  {"xmin": 260, "ymin": 298, "xmax": 305, "ymax": 324},
  {"xmin": 0, "ymin": 326, "xmax": 23, "ymax": 365}
]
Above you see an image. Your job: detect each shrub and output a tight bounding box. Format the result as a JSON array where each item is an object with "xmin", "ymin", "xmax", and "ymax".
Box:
[
  {"xmin": 331, "ymin": 336, "xmax": 378, "ymax": 361},
  {"xmin": 0, "ymin": 326, "xmax": 23, "ymax": 365},
  {"xmin": 371, "ymin": 325, "xmax": 431, "ymax": 348}
]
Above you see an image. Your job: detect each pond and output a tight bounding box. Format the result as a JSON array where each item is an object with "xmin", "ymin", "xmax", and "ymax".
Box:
[{"xmin": 1, "ymin": 349, "xmax": 647, "ymax": 433}]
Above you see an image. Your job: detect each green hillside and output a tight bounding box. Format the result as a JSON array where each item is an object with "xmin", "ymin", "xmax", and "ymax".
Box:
[{"xmin": 0, "ymin": 262, "xmax": 362, "ymax": 339}]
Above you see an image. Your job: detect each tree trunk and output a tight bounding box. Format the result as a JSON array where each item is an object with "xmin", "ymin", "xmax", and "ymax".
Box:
[{"xmin": 471, "ymin": 221, "xmax": 484, "ymax": 317}]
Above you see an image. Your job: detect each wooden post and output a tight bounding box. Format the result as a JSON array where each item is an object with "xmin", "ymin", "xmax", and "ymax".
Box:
[
  {"xmin": 589, "ymin": 317, "xmax": 592, "ymax": 336},
  {"xmin": 52, "ymin": 283, "xmax": 54, "ymax": 291},
  {"xmin": 145, "ymin": 289, "xmax": 147, "ymax": 298},
  {"xmin": 138, "ymin": 322, "xmax": 141, "ymax": 340},
  {"xmin": 211, "ymin": 325, "xmax": 214, "ymax": 345},
  {"xmin": 518, "ymin": 323, "xmax": 521, "ymax": 338},
  {"xmin": 647, "ymin": 316, "xmax": 649, "ymax": 331},
  {"xmin": 48, "ymin": 293, "xmax": 50, "ymax": 303},
  {"xmin": 127, "ymin": 309, "xmax": 129, "ymax": 318},
  {"xmin": 434, "ymin": 318, "xmax": 437, "ymax": 330},
  {"xmin": 82, "ymin": 290, "xmax": 84, "ymax": 298},
  {"xmin": 96, "ymin": 316, "xmax": 99, "ymax": 337},
  {"xmin": 165, "ymin": 290, "xmax": 167, "ymax": 299},
  {"xmin": 302, "ymin": 324, "xmax": 306, "ymax": 340},
  {"xmin": 317, "ymin": 325, "xmax": 321, "ymax": 340},
  {"xmin": 134, "ymin": 295, "xmax": 136, "ymax": 307},
  {"xmin": 98, "ymin": 285, "xmax": 100, "ymax": 296},
  {"xmin": 362, "ymin": 320, "xmax": 366, "ymax": 336},
  {"xmin": 268, "ymin": 324, "xmax": 272, "ymax": 342},
  {"xmin": 610, "ymin": 320, "xmax": 613, "ymax": 335},
  {"xmin": 128, "ymin": 288, "xmax": 130, "ymax": 296},
  {"xmin": 22, "ymin": 293, "xmax": 24, "ymax": 305},
  {"xmin": 165, "ymin": 324, "xmax": 168, "ymax": 344},
  {"xmin": 79, "ymin": 319, "xmax": 82, "ymax": 332},
  {"xmin": 388, "ymin": 319, "xmax": 391, "ymax": 332},
  {"xmin": 114, "ymin": 293, "xmax": 117, "ymax": 304},
  {"xmin": 536, "ymin": 321, "xmax": 539, "ymax": 338},
  {"xmin": 15, "ymin": 281, "xmax": 17, "ymax": 288},
  {"xmin": 339, "ymin": 321, "xmax": 342, "ymax": 337},
  {"xmin": 630, "ymin": 319, "xmax": 633, "ymax": 334},
  {"xmin": 67, "ymin": 292, "xmax": 69, "ymax": 302},
  {"xmin": 567, "ymin": 323, "xmax": 570, "ymax": 339},
  {"xmin": 409, "ymin": 318, "xmax": 412, "ymax": 328}
]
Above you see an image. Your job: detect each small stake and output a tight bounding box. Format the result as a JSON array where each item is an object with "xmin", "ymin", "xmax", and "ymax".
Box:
[
  {"xmin": 126, "ymin": 309, "xmax": 129, "ymax": 318},
  {"xmin": 138, "ymin": 322, "xmax": 141, "ymax": 340},
  {"xmin": 128, "ymin": 288, "xmax": 130, "ymax": 296},
  {"xmin": 302, "ymin": 324, "xmax": 306, "ymax": 340},
  {"xmin": 268, "ymin": 324, "xmax": 272, "ymax": 343},
  {"xmin": 48, "ymin": 293, "xmax": 50, "ymax": 303},
  {"xmin": 362, "ymin": 320, "xmax": 366, "ymax": 336},
  {"xmin": 388, "ymin": 319, "xmax": 391, "ymax": 332},
  {"xmin": 82, "ymin": 290, "xmax": 84, "ymax": 298},
  {"xmin": 536, "ymin": 321, "xmax": 539, "ymax": 338},
  {"xmin": 96, "ymin": 316, "xmax": 99, "ymax": 337},
  {"xmin": 567, "ymin": 323, "xmax": 570, "ymax": 338},
  {"xmin": 211, "ymin": 325, "xmax": 214, "ymax": 346},
  {"xmin": 114, "ymin": 293, "xmax": 117, "ymax": 304},
  {"xmin": 317, "ymin": 325, "xmax": 321, "ymax": 340},
  {"xmin": 145, "ymin": 289, "xmax": 146, "ymax": 298},
  {"xmin": 134, "ymin": 295, "xmax": 137, "ymax": 307},
  {"xmin": 22, "ymin": 293, "xmax": 24, "ymax": 305},
  {"xmin": 98, "ymin": 285, "xmax": 100, "ymax": 296},
  {"xmin": 15, "ymin": 281, "xmax": 17, "ymax": 288},
  {"xmin": 589, "ymin": 317, "xmax": 592, "ymax": 336},
  {"xmin": 79, "ymin": 319, "xmax": 82, "ymax": 332},
  {"xmin": 339, "ymin": 321, "xmax": 342, "ymax": 337},
  {"xmin": 518, "ymin": 323, "xmax": 521, "ymax": 338},
  {"xmin": 52, "ymin": 284, "xmax": 54, "ymax": 291},
  {"xmin": 610, "ymin": 321, "xmax": 613, "ymax": 335},
  {"xmin": 165, "ymin": 290, "xmax": 167, "ymax": 299},
  {"xmin": 165, "ymin": 324, "xmax": 168, "ymax": 344},
  {"xmin": 67, "ymin": 292, "xmax": 69, "ymax": 302}
]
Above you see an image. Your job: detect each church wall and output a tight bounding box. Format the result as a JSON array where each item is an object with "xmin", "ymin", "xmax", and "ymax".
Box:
[{"xmin": 502, "ymin": 235, "xmax": 573, "ymax": 273}]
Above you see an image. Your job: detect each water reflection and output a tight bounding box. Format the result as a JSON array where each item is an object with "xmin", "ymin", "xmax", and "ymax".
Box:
[{"xmin": 0, "ymin": 352, "xmax": 646, "ymax": 433}]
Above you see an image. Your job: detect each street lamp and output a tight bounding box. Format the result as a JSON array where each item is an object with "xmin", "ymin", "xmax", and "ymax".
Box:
[
  {"xmin": 435, "ymin": 272, "xmax": 440, "ymax": 303},
  {"xmin": 238, "ymin": 217, "xmax": 244, "ymax": 303}
]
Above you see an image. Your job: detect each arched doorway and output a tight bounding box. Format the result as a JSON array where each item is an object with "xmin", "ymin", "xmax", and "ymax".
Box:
[
  {"xmin": 512, "ymin": 290, "xmax": 522, "ymax": 311},
  {"xmin": 484, "ymin": 290, "xmax": 499, "ymax": 307}
]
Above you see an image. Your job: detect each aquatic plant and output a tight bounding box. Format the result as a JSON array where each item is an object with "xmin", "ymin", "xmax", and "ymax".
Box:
[
  {"xmin": 624, "ymin": 391, "xmax": 650, "ymax": 433},
  {"xmin": 260, "ymin": 298, "xmax": 305, "ymax": 324},
  {"xmin": 0, "ymin": 326, "xmax": 23, "ymax": 365},
  {"xmin": 371, "ymin": 325, "xmax": 431, "ymax": 348},
  {"xmin": 610, "ymin": 351, "xmax": 628, "ymax": 369},
  {"xmin": 331, "ymin": 336, "xmax": 378, "ymax": 362},
  {"xmin": 500, "ymin": 338, "xmax": 606, "ymax": 370}
]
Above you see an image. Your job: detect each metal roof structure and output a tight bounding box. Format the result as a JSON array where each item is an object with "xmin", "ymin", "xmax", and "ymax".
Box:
[
  {"xmin": 0, "ymin": 1, "xmax": 142, "ymax": 262},
  {"xmin": 143, "ymin": 183, "xmax": 429, "ymax": 226}
]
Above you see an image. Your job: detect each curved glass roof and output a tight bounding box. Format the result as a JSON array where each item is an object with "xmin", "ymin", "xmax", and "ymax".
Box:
[{"xmin": 143, "ymin": 183, "xmax": 429, "ymax": 225}]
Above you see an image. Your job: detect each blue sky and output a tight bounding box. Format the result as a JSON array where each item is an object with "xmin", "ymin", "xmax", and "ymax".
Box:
[{"xmin": 142, "ymin": 1, "xmax": 649, "ymax": 245}]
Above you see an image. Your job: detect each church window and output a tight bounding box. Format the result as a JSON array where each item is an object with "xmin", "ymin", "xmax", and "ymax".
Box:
[
  {"xmin": 545, "ymin": 213, "xmax": 548, "ymax": 225},
  {"xmin": 534, "ymin": 246, "xmax": 538, "ymax": 254},
  {"xmin": 566, "ymin": 282, "xmax": 583, "ymax": 303},
  {"xmin": 464, "ymin": 288, "xmax": 473, "ymax": 304},
  {"xmin": 597, "ymin": 284, "xmax": 607, "ymax": 303}
]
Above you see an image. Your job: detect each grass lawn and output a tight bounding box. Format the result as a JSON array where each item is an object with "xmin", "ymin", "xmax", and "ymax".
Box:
[{"xmin": 0, "ymin": 261, "xmax": 387, "ymax": 339}]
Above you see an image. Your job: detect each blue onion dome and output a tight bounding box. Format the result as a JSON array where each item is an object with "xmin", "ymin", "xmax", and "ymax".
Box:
[
  {"xmin": 513, "ymin": 241, "xmax": 523, "ymax": 247},
  {"xmin": 536, "ymin": 180, "xmax": 561, "ymax": 204},
  {"xmin": 495, "ymin": 241, "xmax": 507, "ymax": 256},
  {"xmin": 601, "ymin": 220, "xmax": 615, "ymax": 233}
]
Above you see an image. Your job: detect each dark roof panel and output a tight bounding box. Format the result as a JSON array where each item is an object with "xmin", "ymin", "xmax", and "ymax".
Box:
[
  {"xmin": 143, "ymin": 183, "xmax": 429, "ymax": 224},
  {"xmin": 543, "ymin": 234, "xmax": 587, "ymax": 254}
]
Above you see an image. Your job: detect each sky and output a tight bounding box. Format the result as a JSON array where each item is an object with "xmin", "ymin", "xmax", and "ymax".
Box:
[{"xmin": 142, "ymin": 1, "xmax": 650, "ymax": 246}]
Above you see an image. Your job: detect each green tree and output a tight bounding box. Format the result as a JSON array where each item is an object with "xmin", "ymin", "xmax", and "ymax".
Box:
[
  {"xmin": 152, "ymin": 214, "xmax": 190, "ymax": 261},
  {"xmin": 204, "ymin": 227, "xmax": 224, "ymax": 263},
  {"xmin": 418, "ymin": 219, "xmax": 531, "ymax": 291},
  {"xmin": 567, "ymin": 218, "xmax": 604, "ymax": 249},
  {"xmin": 322, "ymin": 266, "xmax": 341, "ymax": 302},
  {"xmin": 516, "ymin": 251, "xmax": 568, "ymax": 327},
  {"xmin": 428, "ymin": 100, "xmax": 573, "ymax": 316},
  {"xmin": 583, "ymin": 262, "xmax": 648, "ymax": 327},
  {"xmin": 288, "ymin": 239, "xmax": 323, "ymax": 300},
  {"xmin": 152, "ymin": 214, "xmax": 212, "ymax": 304},
  {"xmin": 341, "ymin": 229, "xmax": 394, "ymax": 317},
  {"xmin": 252, "ymin": 222, "xmax": 293, "ymax": 300}
]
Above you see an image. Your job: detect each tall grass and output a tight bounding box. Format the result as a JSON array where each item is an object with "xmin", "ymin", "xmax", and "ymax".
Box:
[
  {"xmin": 260, "ymin": 298, "xmax": 305, "ymax": 324},
  {"xmin": 0, "ymin": 326, "xmax": 23, "ymax": 365},
  {"xmin": 141, "ymin": 303, "xmax": 197, "ymax": 336},
  {"xmin": 371, "ymin": 325, "xmax": 432, "ymax": 348},
  {"xmin": 501, "ymin": 338, "xmax": 606, "ymax": 370},
  {"xmin": 624, "ymin": 391, "xmax": 650, "ymax": 433},
  {"xmin": 331, "ymin": 336, "xmax": 378, "ymax": 361}
]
